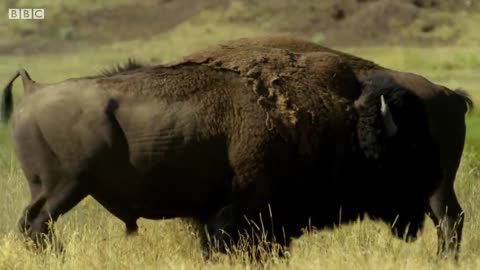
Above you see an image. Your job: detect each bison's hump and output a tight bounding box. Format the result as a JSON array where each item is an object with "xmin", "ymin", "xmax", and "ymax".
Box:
[{"xmin": 168, "ymin": 45, "xmax": 360, "ymax": 154}]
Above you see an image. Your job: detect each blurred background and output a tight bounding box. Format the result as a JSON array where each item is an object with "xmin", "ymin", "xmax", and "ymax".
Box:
[{"xmin": 2, "ymin": 0, "xmax": 479, "ymax": 51}]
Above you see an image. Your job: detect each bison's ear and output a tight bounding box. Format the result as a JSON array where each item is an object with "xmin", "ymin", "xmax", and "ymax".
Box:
[{"xmin": 380, "ymin": 95, "xmax": 398, "ymax": 137}]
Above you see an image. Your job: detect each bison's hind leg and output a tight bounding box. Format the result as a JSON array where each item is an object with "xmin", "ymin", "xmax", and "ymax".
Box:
[{"xmin": 18, "ymin": 175, "xmax": 87, "ymax": 251}]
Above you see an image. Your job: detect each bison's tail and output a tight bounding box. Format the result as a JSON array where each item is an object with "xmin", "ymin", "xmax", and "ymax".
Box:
[
  {"xmin": 1, "ymin": 69, "xmax": 35, "ymax": 123},
  {"xmin": 454, "ymin": 88, "xmax": 474, "ymax": 114}
]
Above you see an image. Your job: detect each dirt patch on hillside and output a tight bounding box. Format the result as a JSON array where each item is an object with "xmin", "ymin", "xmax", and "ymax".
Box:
[
  {"xmin": 228, "ymin": 0, "xmax": 471, "ymax": 46},
  {"xmin": 324, "ymin": 0, "xmax": 419, "ymax": 45}
]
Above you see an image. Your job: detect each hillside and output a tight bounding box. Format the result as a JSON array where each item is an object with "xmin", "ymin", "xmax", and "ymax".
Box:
[{"xmin": 1, "ymin": 0, "xmax": 479, "ymax": 55}]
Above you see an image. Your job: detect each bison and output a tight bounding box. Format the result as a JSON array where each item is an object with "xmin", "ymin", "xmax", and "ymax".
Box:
[
  {"xmin": 1, "ymin": 47, "xmax": 441, "ymax": 258},
  {"xmin": 170, "ymin": 45, "xmax": 444, "ymax": 255},
  {"xmin": 189, "ymin": 35, "xmax": 473, "ymax": 259}
]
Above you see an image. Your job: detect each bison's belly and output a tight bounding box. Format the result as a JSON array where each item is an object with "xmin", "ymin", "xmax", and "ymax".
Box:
[
  {"xmin": 91, "ymin": 133, "xmax": 233, "ymax": 220},
  {"xmin": 133, "ymin": 139, "xmax": 233, "ymax": 219}
]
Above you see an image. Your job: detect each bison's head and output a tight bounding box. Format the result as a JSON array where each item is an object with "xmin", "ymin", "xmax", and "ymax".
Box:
[
  {"xmin": 354, "ymin": 73, "xmax": 442, "ymax": 192},
  {"xmin": 355, "ymin": 74, "xmax": 434, "ymax": 161}
]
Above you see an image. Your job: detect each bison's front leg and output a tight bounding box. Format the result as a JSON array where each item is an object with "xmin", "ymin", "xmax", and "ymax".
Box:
[
  {"xmin": 202, "ymin": 203, "xmax": 290, "ymax": 260},
  {"xmin": 219, "ymin": 130, "xmax": 285, "ymax": 258},
  {"xmin": 389, "ymin": 209, "xmax": 425, "ymax": 242},
  {"xmin": 428, "ymin": 179, "xmax": 464, "ymax": 260},
  {"xmin": 18, "ymin": 177, "xmax": 87, "ymax": 250},
  {"xmin": 198, "ymin": 204, "xmax": 235, "ymax": 259}
]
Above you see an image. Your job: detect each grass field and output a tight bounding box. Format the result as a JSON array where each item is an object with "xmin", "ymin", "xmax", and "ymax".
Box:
[{"xmin": 1, "ymin": 3, "xmax": 480, "ymax": 270}]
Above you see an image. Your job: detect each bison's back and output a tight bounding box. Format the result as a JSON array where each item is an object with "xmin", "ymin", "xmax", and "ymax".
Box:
[{"xmin": 220, "ymin": 35, "xmax": 382, "ymax": 75}]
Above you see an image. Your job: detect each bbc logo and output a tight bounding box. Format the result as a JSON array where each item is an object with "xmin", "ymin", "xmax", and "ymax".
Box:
[{"xmin": 8, "ymin": 9, "xmax": 45, "ymax": 20}]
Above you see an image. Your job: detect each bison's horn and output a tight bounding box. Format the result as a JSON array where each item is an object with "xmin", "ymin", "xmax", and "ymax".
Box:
[{"xmin": 380, "ymin": 95, "xmax": 398, "ymax": 137}]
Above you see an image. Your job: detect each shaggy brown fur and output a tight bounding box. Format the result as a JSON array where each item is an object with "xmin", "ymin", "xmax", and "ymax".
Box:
[
  {"xmin": 209, "ymin": 35, "xmax": 381, "ymax": 74},
  {"xmin": 199, "ymin": 34, "xmax": 470, "ymax": 259},
  {"xmin": 169, "ymin": 46, "xmax": 360, "ymax": 154}
]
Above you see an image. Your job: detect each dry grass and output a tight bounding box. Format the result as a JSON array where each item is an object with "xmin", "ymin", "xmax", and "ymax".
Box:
[{"xmin": 0, "ymin": 148, "xmax": 479, "ymax": 269}]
